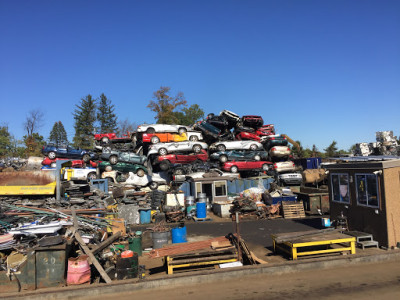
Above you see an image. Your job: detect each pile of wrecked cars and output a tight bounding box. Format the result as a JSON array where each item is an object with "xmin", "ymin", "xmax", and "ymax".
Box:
[{"xmin": 0, "ymin": 109, "xmax": 328, "ymax": 293}]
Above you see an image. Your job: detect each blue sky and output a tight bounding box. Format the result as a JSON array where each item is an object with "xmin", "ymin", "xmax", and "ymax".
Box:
[{"xmin": 1, "ymin": 0, "xmax": 399, "ymax": 151}]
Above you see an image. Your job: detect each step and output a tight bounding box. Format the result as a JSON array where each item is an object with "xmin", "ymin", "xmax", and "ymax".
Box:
[
  {"xmin": 344, "ymin": 231, "xmax": 374, "ymax": 243},
  {"xmin": 358, "ymin": 240, "xmax": 379, "ymax": 250}
]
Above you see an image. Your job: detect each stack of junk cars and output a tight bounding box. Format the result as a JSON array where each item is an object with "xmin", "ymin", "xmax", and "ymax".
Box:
[{"xmin": 40, "ymin": 109, "xmax": 302, "ymax": 189}]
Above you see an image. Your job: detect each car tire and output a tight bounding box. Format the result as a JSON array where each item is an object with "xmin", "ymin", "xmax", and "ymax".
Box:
[
  {"xmin": 230, "ymin": 165, "xmax": 238, "ymax": 173},
  {"xmin": 178, "ymin": 127, "xmax": 187, "ymax": 134},
  {"xmin": 159, "ymin": 160, "xmax": 171, "ymax": 171},
  {"xmin": 158, "ymin": 148, "xmax": 168, "ymax": 156},
  {"xmin": 109, "ymin": 155, "xmax": 118, "ymax": 165},
  {"xmin": 192, "ymin": 144, "xmax": 202, "ymax": 153},
  {"xmin": 146, "ymin": 127, "xmax": 155, "ymax": 134},
  {"xmin": 250, "ymin": 144, "xmax": 258, "ymax": 150},
  {"xmin": 101, "ymin": 137, "xmax": 110, "ymax": 144},
  {"xmin": 189, "ymin": 135, "xmax": 198, "ymax": 141},
  {"xmin": 151, "ymin": 136, "xmax": 160, "ymax": 144},
  {"xmin": 87, "ymin": 172, "xmax": 97, "ymax": 181},
  {"xmin": 48, "ymin": 151, "xmax": 56, "ymax": 159},
  {"xmin": 254, "ymin": 155, "xmax": 261, "ymax": 161},
  {"xmin": 50, "ymin": 162, "xmax": 56, "ymax": 168},
  {"xmin": 220, "ymin": 155, "xmax": 228, "ymax": 163},
  {"xmin": 82, "ymin": 154, "xmax": 90, "ymax": 163},
  {"xmin": 136, "ymin": 168, "xmax": 145, "ymax": 177},
  {"xmin": 105, "ymin": 165, "xmax": 112, "ymax": 172},
  {"xmin": 217, "ymin": 144, "xmax": 226, "ymax": 152},
  {"xmin": 262, "ymin": 164, "xmax": 270, "ymax": 171},
  {"xmin": 148, "ymin": 181, "xmax": 158, "ymax": 190}
]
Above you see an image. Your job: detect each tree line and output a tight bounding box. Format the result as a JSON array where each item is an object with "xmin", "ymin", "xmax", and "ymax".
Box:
[{"xmin": 0, "ymin": 86, "xmax": 350, "ymax": 158}]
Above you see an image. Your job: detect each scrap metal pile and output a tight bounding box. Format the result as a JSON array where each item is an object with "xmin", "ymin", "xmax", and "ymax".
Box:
[{"xmin": 354, "ymin": 131, "xmax": 400, "ymax": 157}]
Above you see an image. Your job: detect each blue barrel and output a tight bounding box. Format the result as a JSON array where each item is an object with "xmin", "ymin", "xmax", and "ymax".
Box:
[
  {"xmin": 140, "ymin": 209, "xmax": 151, "ymax": 224},
  {"xmin": 196, "ymin": 202, "xmax": 207, "ymax": 218},
  {"xmin": 171, "ymin": 226, "xmax": 187, "ymax": 244}
]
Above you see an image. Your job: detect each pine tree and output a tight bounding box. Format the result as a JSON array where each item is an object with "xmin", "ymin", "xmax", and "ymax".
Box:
[
  {"xmin": 97, "ymin": 93, "xmax": 117, "ymax": 133},
  {"xmin": 73, "ymin": 95, "xmax": 97, "ymax": 149},
  {"xmin": 49, "ymin": 121, "xmax": 68, "ymax": 146}
]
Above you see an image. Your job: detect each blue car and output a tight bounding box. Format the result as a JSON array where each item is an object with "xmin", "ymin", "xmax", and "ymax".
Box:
[{"xmin": 41, "ymin": 145, "xmax": 97, "ymax": 162}]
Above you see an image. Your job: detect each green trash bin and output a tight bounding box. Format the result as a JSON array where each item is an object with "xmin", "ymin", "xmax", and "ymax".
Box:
[{"xmin": 129, "ymin": 236, "xmax": 142, "ymax": 256}]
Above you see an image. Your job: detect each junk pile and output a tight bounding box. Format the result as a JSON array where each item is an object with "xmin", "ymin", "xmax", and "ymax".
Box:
[{"xmin": 354, "ymin": 131, "xmax": 400, "ymax": 157}]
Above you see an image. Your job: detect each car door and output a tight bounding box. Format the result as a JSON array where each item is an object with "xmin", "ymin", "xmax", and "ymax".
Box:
[{"xmin": 175, "ymin": 153, "xmax": 189, "ymax": 163}]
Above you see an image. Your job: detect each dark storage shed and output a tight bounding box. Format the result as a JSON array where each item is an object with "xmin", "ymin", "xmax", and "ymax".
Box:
[{"xmin": 326, "ymin": 159, "xmax": 400, "ymax": 248}]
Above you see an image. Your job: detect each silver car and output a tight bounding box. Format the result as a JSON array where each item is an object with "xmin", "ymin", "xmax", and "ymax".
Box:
[
  {"xmin": 209, "ymin": 140, "xmax": 263, "ymax": 152},
  {"xmin": 148, "ymin": 141, "xmax": 208, "ymax": 156}
]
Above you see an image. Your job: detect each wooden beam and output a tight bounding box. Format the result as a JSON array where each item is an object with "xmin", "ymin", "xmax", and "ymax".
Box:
[{"xmin": 91, "ymin": 231, "xmax": 122, "ymax": 255}]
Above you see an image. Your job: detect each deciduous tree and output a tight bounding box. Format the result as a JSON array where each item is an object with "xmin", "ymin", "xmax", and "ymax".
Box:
[
  {"xmin": 147, "ymin": 86, "xmax": 187, "ymax": 124},
  {"xmin": 175, "ymin": 104, "xmax": 204, "ymax": 126},
  {"xmin": 23, "ymin": 109, "xmax": 44, "ymax": 156}
]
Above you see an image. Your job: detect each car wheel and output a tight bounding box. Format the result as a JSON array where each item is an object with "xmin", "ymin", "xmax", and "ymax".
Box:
[
  {"xmin": 146, "ymin": 127, "xmax": 155, "ymax": 134},
  {"xmin": 101, "ymin": 137, "xmax": 110, "ymax": 144},
  {"xmin": 148, "ymin": 181, "xmax": 158, "ymax": 190},
  {"xmin": 250, "ymin": 144, "xmax": 258, "ymax": 150},
  {"xmin": 262, "ymin": 164, "xmax": 270, "ymax": 171},
  {"xmin": 82, "ymin": 154, "xmax": 90, "ymax": 163},
  {"xmin": 254, "ymin": 155, "xmax": 261, "ymax": 161},
  {"xmin": 87, "ymin": 172, "xmax": 97, "ymax": 181},
  {"xmin": 178, "ymin": 127, "xmax": 187, "ymax": 134},
  {"xmin": 159, "ymin": 160, "xmax": 171, "ymax": 171},
  {"xmin": 192, "ymin": 144, "xmax": 202, "ymax": 153},
  {"xmin": 217, "ymin": 144, "xmax": 226, "ymax": 152},
  {"xmin": 219, "ymin": 155, "xmax": 228, "ymax": 163},
  {"xmin": 136, "ymin": 168, "xmax": 145, "ymax": 177},
  {"xmin": 151, "ymin": 136, "xmax": 160, "ymax": 144},
  {"xmin": 174, "ymin": 168, "xmax": 184, "ymax": 175},
  {"xmin": 189, "ymin": 135, "xmax": 199, "ymax": 141},
  {"xmin": 158, "ymin": 148, "xmax": 168, "ymax": 156},
  {"xmin": 50, "ymin": 162, "xmax": 56, "ymax": 168},
  {"xmin": 109, "ymin": 155, "xmax": 118, "ymax": 165},
  {"xmin": 48, "ymin": 151, "xmax": 56, "ymax": 159},
  {"xmin": 105, "ymin": 165, "xmax": 112, "ymax": 172},
  {"xmin": 230, "ymin": 165, "xmax": 238, "ymax": 173}
]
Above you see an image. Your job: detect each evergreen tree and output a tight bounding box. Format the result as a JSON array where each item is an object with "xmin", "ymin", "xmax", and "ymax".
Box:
[
  {"xmin": 97, "ymin": 93, "xmax": 117, "ymax": 133},
  {"xmin": 73, "ymin": 95, "xmax": 97, "ymax": 149},
  {"xmin": 0, "ymin": 126, "xmax": 12, "ymax": 157},
  {"xmin": 324, "ymin": 140, "xmax": 338, "ymax": 158},
  {"xmin": 49, "ymin": 121, "xmax": 68, "ymax": 146}
]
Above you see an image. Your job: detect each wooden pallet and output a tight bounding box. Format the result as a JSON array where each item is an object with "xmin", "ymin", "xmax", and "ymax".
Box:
[{"xmin": 282, "ymin": 201, "xmax": 305, "ymax": 219}]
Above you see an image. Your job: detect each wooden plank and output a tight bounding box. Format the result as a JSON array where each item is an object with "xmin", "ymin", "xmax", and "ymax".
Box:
[
  {"xmin": 71, "ymin": 210, "xmax": 112, "ymax": 284},
  {"xmin": 91, "ymin": 231, "xmax": 122, "ymax": 255},
  {"xmin": 250, "ymin": 251, "xmax": 268, "ymax": 264}
]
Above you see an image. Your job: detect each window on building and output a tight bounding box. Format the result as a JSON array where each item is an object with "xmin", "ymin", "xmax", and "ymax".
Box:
[
  {"xmin": 356, "ymin": 173, "xmax": 379, "ymax": 208},
  {"xmin": 214, "ymin": 181, "xmax": 227, "ymax": 197},
  {"xmin": 331, "ymin": 173, "xmax": 350, "ymax": 203},
  {"xmin": 195, "ymin": 182, "xmax": 202, "ymax": 195}
]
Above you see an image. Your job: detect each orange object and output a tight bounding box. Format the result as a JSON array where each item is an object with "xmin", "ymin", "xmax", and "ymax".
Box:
[{"xmin": 121, "ymin": 250, "xmax": 134, "ymax": 258}]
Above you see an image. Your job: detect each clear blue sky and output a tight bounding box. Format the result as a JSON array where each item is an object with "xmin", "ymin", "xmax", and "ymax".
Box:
[{"xmin": 1, "ymin": 0, "xmax": 399, "ymax": 151}]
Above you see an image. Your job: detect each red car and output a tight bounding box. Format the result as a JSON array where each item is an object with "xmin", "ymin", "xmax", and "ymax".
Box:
[
  {"xmin": 42, "ymin": 158, "xmax": 97, "ymax": 168},
  {"xmin": 235, "ymin": 131, "xmax": 262, "ymax": 141},
  {"xmin": 94, "ymin": 132, "xmax": 133, "ymax": 144},
  {"xmin": 222, "ymin": 160, "xmax": 272, "ymax": 173},
  {"xmin": 242, "ymin": 115, "xmax": 264, "ymax": 128},
  {"xmin": 255, "ymin": 124, "xmax": 275, "ymax": 137},
  {"xmin": 156, "ymin": 150, "xmax": 209, "ymax": 171}
]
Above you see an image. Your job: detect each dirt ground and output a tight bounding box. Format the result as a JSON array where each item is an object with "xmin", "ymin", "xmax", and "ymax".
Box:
[{"xmin": 83, "ymin": 259, "xmax": 400, "ymax": 300}]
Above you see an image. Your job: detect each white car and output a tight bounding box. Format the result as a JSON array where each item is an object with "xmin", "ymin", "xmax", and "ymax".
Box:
[
  {"xmin": 272, "ymin": 161, "xmax": 296, "ymax": 173},
  {"xmin": 137, "ymin": 124, "xmax": 190, "ymax": 134},
  {"xmin": 101, "ymin": 171, "xmax": 167, "ymax": 190},
  {"xmin": 148, "ymin": 141, "xmax": 208, "ymax": 156},
  {"xmin": 269, "ymin": 146, "xmax": 291, "ymax": 158},
  {"xmin": 209, "ymin": 140, "xmax": 263, "ymax": 152},
  {"xmin": 63, "ymin": 168, "xmax": 97, "ymax": 182},
  {"xmin": 187, "ymin": 130, "xmax": 203, "ymax": 141},
  {"xmin": 277, "ymin": 172, "xmax": 303, "ymax": 186},
  {"xmin": 220, "ymin": 110, "xmax": 240, "ymax": 123}
]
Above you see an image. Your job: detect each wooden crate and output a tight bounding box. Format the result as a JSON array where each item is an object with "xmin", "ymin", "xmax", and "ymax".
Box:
[{"xmin": 282, "ymin": 201, "xmax": 305, "ymax": 219}]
